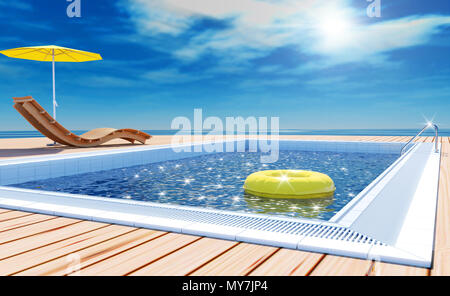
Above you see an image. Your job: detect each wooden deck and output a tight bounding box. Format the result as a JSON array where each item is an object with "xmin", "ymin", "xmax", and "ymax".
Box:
[{"xmin": 0, "ymin": 135, "xmax": 448, "ymax": 276}]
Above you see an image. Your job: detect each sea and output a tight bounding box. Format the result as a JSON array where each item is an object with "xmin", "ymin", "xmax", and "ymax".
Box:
[{"xmin": 0, "ymin": 129, "xmax": 448, "ymax": 139}]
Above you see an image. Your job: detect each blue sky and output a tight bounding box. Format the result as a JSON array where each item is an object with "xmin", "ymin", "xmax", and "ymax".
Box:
[{"xmin": 0, "ymin": 0, "xmax": 449, "ymax": 130}]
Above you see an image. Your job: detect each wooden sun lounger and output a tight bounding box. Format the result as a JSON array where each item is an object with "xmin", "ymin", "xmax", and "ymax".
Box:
[{"xmin": 13, "ymin": 96, "xmax": 152, "ymax": 147}]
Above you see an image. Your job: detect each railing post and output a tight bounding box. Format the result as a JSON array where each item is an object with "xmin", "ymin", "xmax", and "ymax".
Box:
[
  {"xmin": 400, "ymin": 123, "xmax": 439, "ymax": 155},
  {"xmin": 433, "ymin": 124, "xmax": 439, "ymax": 153}
]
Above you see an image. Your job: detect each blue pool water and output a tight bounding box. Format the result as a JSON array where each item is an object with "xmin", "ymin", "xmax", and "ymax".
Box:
[{"xmin": 13, "ymin": 151, "xmax": 398, "ymax": 220}]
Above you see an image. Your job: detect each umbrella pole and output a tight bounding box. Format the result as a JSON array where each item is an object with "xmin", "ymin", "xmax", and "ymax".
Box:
[
  {"xmin": 52, "ymin": 49, "xmax": 56, "ymax": 120},
  {"xmin": 48, "ymin": 49, "xmax": 57, "ymax": 146}
]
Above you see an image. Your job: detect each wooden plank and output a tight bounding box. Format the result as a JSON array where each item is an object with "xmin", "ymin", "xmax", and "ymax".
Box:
[
  {"xmin": 371, "ymin": 136, "xmax": 387, "ymax": 142},
  {"xmin": 401, "ymin": 136, "xmax": 412, "ymax": 142},
  {"xmin": 248, "ymin": 248, "xmax": 325, "ymax": 276},
  {"xmin": 374, "ymin": 136, "xmax": 388, "ymax": 142},
  {"xmin": 0, "ymin": 213, "xmax": 56, "ymax": 233},
  {"xmin": 433, "ymin": 142, "xmax": 450, "ymax": 251},
  {"xmin": 360, "ymin": 136, "xmax": 374, "ymax": 141},
  {"xmin": 309, "ymin": 255, "xmax": 372, "ymax": 276},
  {"xmin": 0, "ymin": 211, "xmax": 33, "ymax": 222},
  {"xmin": 366, "ymin": 136, "xmax": 379, "ymax": 142},
  {"xmin": 384, "ymin": 136, "xmax": 397, "ymax": 142},
  {"xmin": 350, "ymin": 136, "xmax": 368, "ymax": 141},
  {"xmin": 381, "ymin": 136, "xmax": 395, "ymax": 142},
  {"xmin": 403, "ymin": 136, "xmax": 414, "ymax": 143},
  {"xmin": 347, "ymin": 136, "xmax": 365, "ymax": 141},
  {"xmin": 415, "ymin": 136, "xmax": 426, "ymax": 143},
  {"xmin": 431, "ymin": 249, "xmax": 450, "ymax": 276},
  {"xmin": 369, "ymin": 262, "xmax": 428, "ymax": 276},
  {"xmin": 16, "ymin": 228, "xmax": 167, "ymax": 276},
  {"xmin": 190, "ymin": 243, "xmax": 279, "ymax": 276},
  {"xmin": 343, "ymin": 136, "xmax": 366, "ymax": 142},
  {"xmin": 0, "ymin": 221, "xmax": 107, "ymax": 262},
  {"xmin": 0, "ymin": 225, "xmax": 135, "ymax": 275},
  {"xmin": 0, "ymin": 217, "xmax": 79, "ymax": 245},
  {"xmin": 430, "ymin": 141, "xmax": 450, "ymax": 276},
  {"xmin": 390, "ymin": 136, "xmax": 401, "ymax": 142},
  {"xmin": 348, "ymin": 136, "xmax": 366, "ymax": 141},
  {"xmin": 396, "ymin": 136, "xmax": 410, "ymax": 142},
  {"xmin": 129, "ymin": 237, "xmax": 239, "ymax": 276},
  {"xmin": 356, "ymin": 136, "xmax": 371, "ymax": 141},
  {"xmin": 0, "ymin": 209, "xmax": 11, "ymax": 214},
  {"xmin": 392, "ymin": 136, "xmax": 404, "ymax": 142},
  {"xmin": 367, "ymin": 136, "xmax": 381, "ymax": 141},
  {"xmin": 391, "ymin": 136, "xmax": 405, "ymax": 142},
  {"xmin": 375, "ymin": 136, "xmax": 387, "ymax": 141},
  {"xmin": 384, "ymin": 136, "xmax": 399, "ymax": 142},
  {"xmin": 72, "ymin": 232, "xmax": 199, "ymax": 276}
]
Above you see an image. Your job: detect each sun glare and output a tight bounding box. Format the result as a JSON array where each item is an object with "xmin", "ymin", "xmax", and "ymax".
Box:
[
  {"xmin": 320, "ymin": 17, "xmax": 350, "ymax": 35},
  {"xmin": 316, "ymin": 14, "xmax": 354, "ymax": 50}
]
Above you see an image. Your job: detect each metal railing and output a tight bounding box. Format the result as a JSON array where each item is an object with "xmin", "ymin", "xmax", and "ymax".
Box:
[{"xmin": 400, "ymin": 123, "xmax": 439, "ymax": 155}]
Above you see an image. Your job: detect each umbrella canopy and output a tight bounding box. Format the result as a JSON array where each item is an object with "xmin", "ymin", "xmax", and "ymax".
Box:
[
  {"xmin": 0, "ymin": 45, "xmax": 102, "ymax": 122},
  {"xmin": 0, "ymin": 45, "xmax": 102, "ymax": 62}
]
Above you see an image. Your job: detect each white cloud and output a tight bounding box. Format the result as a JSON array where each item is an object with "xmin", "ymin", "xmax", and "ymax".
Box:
[
  {"xmin": 121, "ymin": 0, "xmax": 450, "ymax": 70},
  {"xmin": 238, "ymin": 77, "xmax": 299, "ymax": 90},
  {"xmin": 78, "ymin": 75, "xmax": 136, "ymax": 87},
  {"xmin": 308, "ymin": 15, "xmax": 450, "ymax": 66},
  {"xmin": 0, "ymin": 61, "xmax": 26, "ymax": 78},
  {"xmin": 0, "ymin": 0, "xmax": 32, "ymax": 11},
  {"xmin": 306, "ymin": 76, "xmax": 347, "ymax": 86},
  {"xmin": 121, "ymin": 0, "xmax": 315, "ymax": 35},
  {"xmin": 74, "ymin": 68, "xmax": 210, "ymax": 87},
  {"xmin": 142, "ymin": 68, "xmax": 210, "ymax": 83}
]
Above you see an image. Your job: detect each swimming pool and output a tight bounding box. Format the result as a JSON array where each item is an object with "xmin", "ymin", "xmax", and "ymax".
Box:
[
  {"xmin": 12, "ymin": 150, "xmax": 398, "ymax": 221},
  {"xmin": 0, "ymin": 139, "xmax": 441, "ymax": 267}
]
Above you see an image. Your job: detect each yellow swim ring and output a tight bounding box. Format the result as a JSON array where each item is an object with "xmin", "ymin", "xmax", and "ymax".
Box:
[{"xmin": 243, "ymin": 170, "xmax": 335, "ymax": 199}]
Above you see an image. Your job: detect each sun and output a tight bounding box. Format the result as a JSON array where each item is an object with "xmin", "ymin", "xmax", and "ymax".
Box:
[
  {"xmin": 316, "ymin": 14, "xmax": 354, "ymax": 50},
  {"xmin": 319, "ymin": 16, "xmax": 351, "ymax": 37}
]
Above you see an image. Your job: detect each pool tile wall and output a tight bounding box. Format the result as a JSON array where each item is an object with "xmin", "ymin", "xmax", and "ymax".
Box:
[{"xmin": 0, "ymin": 140, "xmax": 410, "ymax": 186}]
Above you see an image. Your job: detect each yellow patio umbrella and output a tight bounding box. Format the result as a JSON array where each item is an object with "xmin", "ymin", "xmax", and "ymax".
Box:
[{"xmin": 0, "ymin": 45, "xmax": 102, "ymax": 120}]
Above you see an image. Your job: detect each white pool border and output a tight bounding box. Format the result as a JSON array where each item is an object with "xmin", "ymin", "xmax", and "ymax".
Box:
[{"xmin": 0, "ymin": 139, "xmax": 441, "ymax": 268}]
